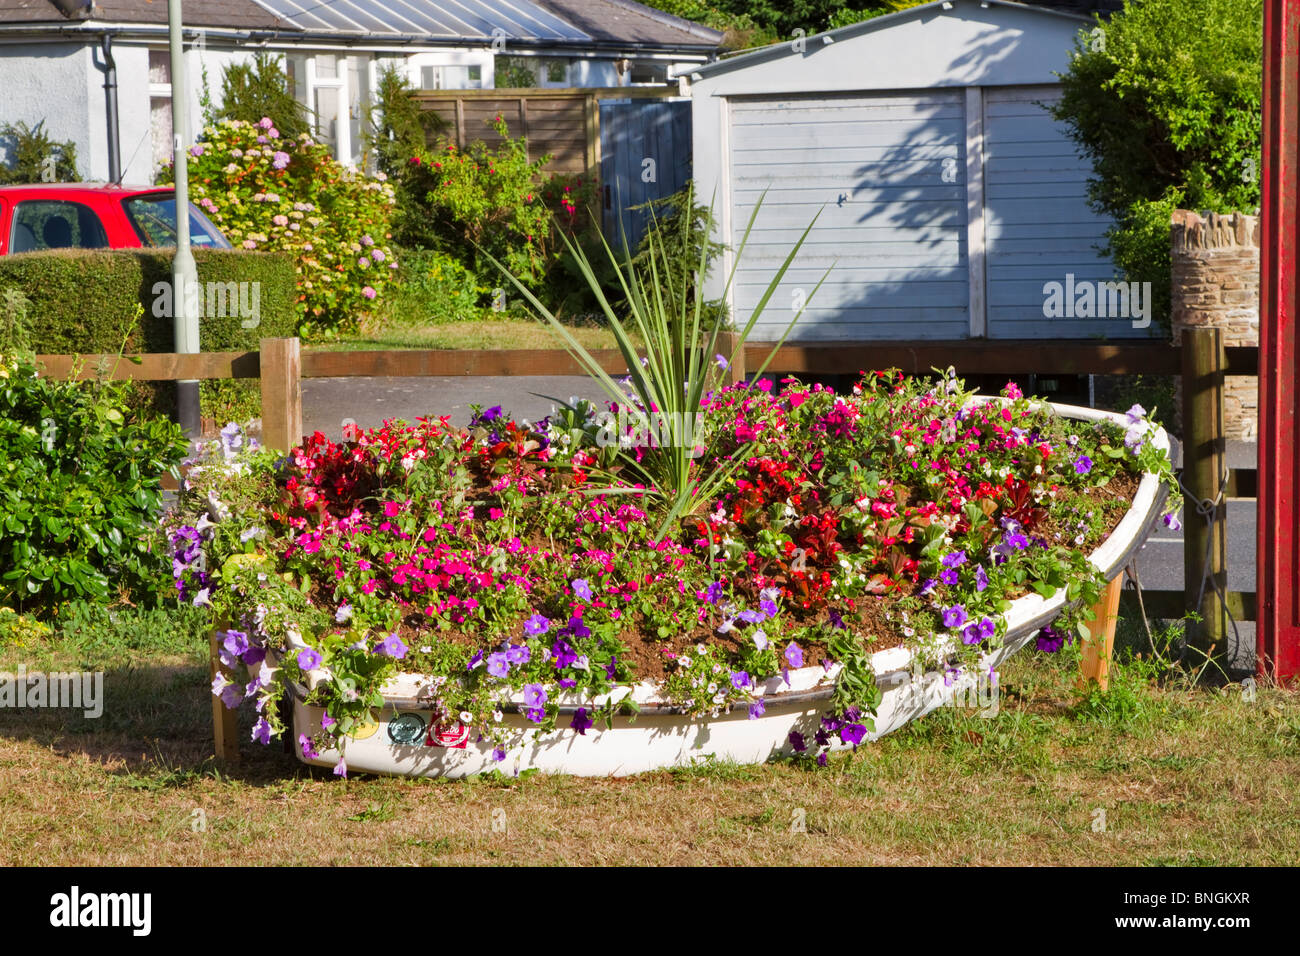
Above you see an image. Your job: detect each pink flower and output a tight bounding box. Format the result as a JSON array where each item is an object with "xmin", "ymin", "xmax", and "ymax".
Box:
[
  {"xmin": 259, "ymin": 117, "xmax": 274, "ymax": 130},
  {"xmin": 189, "ymin": 144, "xmax": 205, "ymax": 157},
  {"xmin": 362, "ymin": 286, "xmax": 377, "ymax": 299},
  {"xmin": 272, "ymin": 151, "xmax": 290, "ymax": 169}
]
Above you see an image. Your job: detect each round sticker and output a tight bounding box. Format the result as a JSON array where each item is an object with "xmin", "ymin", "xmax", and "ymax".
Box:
[
  {"xmin": 349, "ymin": 711, "xmax": 380, "ymax": 740},
  {"xmin": 387, "ymin": 712, "xmax": 426, "ymax": 746}
]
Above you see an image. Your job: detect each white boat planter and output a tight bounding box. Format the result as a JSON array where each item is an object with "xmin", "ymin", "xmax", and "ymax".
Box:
[{"xmin": 278, "ymin": 400, "xmax": 1170, "ymax": 778}]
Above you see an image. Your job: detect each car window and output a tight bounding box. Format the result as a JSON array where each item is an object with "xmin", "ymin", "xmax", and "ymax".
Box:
[
  {"xmin": 9, "ymin": 200, "xmax": 110, "ymax": 253},
  {"xmin": 122, "ymin": 195, "xmax": 231, "ymax": 249}
]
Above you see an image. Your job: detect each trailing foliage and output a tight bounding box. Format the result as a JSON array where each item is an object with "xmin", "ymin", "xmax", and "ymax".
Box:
[
  {"xmin": 0, "ymin": 119, "xmax": 79, "ymax": 184},
  {"xmin": 1051, "ymin": 0, "xmax": 1263, "ymax": 333}
]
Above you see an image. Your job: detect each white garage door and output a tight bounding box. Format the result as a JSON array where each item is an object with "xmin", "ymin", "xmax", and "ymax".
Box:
[
  {"xmin": 983, "ymin": 86, "xmax": 1149, "ymax": 338},
  {"xmin": 727, "ymin": 92, "xmax": 969, "ymax": 341}
]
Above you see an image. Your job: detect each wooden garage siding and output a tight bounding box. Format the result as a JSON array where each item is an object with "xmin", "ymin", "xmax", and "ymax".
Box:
[
  {"xmin": 727, "ymin": 93, "xmax": 969, "ymax": 341},
  {"xmin": 982, "ymin": 86, "xmax": 1148, "ymax": 338}
]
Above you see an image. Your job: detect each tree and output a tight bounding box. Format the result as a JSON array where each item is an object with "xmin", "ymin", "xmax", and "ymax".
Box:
[
  {"xmin": 364, "ymin": 66, "xmax": 445, "ymax": 179},
  {"xmin": 216, "ymin": 53, "xmax": 311, "ymax": 141},
  {"xmin": 1051, "ymin": 0, "xmax": 1263, "ymax": 331}
]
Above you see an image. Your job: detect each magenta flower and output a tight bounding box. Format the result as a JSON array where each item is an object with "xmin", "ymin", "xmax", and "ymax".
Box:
[{"xmin": 362, "ymin": 286, "xmax": 377, "ymax": 299}]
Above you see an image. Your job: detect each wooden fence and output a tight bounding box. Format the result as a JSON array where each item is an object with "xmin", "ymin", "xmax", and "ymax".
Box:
[
  {"xmin": 411, "ymin": 86, "xmax": 681, "ymax": 176},
  {"xmin": 36, "ymin": 333, "xmax": 1252, "ymax": 666}
]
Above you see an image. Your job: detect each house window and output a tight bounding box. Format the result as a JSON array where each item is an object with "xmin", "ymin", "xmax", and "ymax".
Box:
[
  {"xmin": 148, "ymin": 50, "xmax": 173, "ymax": 181},
  {"xmin": 628, "ymin": 62, "xmax": 667, "ymax": 85}
]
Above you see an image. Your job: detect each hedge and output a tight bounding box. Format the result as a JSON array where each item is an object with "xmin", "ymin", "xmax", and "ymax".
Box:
[{"xmin": 0, "ymin": 248, "xmax": 297, "ymax": 423}]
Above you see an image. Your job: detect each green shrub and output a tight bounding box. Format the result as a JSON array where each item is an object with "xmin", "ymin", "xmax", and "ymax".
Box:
[
  {"xmin": 628, "ymin": 183, "xmax": 730, "ymax": 331},
  {"xmin": 397, "ymin": 117, "xmax": 554, "ymax": 287},
  {"xmin": 162, "ymin": 117, "xmax": 398, "ymax": 337},
  {"xmin": 1052, "ymin": 0, "xmax": 1262, "ymax": 334},
  {"xmin": 0, "ymin": 119, "xmax": 79, "ymax": 184},
  {"xmin": 364, "ymin": 66, "xmax": 446, "ymax": 180},
  {"xmin": 0, "ymin": 350, "xmax": 188, "ymax": 616},
  {"xmin": 0, "ymin": 247, "xmax": 297, "ymax": 421},
  {"xmin": 380, "ymin": 248, "xmax": 489, "ymax": 326}
]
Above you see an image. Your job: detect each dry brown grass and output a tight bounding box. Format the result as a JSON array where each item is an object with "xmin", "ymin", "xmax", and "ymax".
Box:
[{"xmin": 1, "ymin": 644, "xmax": 1296, "ymax": 866}]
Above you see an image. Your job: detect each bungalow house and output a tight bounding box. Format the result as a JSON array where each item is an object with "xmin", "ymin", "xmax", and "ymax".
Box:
[{"xmin": 0, "ymin": 0, "xmax": 721, "ymax": 183}]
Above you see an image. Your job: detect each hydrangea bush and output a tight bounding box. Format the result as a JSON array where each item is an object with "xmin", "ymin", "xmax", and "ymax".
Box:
[
  {"xmin": 163, "ymin": 117, "xmax": 398, "ymax": 337},
  {"xmin": 169, "ymin": 370, "xmax": 1179, "ymax": 774}
]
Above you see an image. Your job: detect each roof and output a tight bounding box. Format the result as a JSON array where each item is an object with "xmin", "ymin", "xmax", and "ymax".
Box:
[
  {"xmin": 683, "ymin": 0, "xmax": 1092, "ymax": 80},
  {"xmin": 0, "ymin": 0, "xmax": 722, "ymax": 48},
  {"xmin": 0, "ymin": 0, "xmax": 289, "ymax": 28}
]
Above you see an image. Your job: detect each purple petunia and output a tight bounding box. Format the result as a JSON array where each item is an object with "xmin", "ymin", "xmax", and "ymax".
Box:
[
  {"xmin": 828, "ymin": 608, "xmax": 847, "ymax": 630},
  {"xmin": 942, "ymin": 604, "xmax": 967, "ymax": 629},
  {"xmin": 251, "ymin": 717, "xmax": 272, "ymax": 745},
  {"xmin": 1075, "ymin": 455, "xmax": 1093, "ymax": 475},
  {"xmin": 467, "ymin": 649, "xmax": 484, "ymax": 671},
  {"xmin": 223, "ymin": 630, "xmax": 250, "ymax": 657},
  {"xmin": 571, "ymin": 707, "xmax": 593, "ymax": 735},
  {"xmin": 730, "ymin": 670, "xmax": 752, "ymax": 690},
  {"xmin": 375, "ymin": 632, "xmax": 408, "ymax": 658},
  {"xmin": 492, "ymin": 747, "xmax": 507, "ymax": 762},
  {"xmin": 942, "ymin": 550, "xmax": 967, "ymax": 569},
  {"xmin": 298, "ymin": 733, "xmax": 318, "ymax": 760},
  {"xmin": 748, "ymin": 699, "xmax": 766, "ymax": 720},
  {"xmin": 523, "ymin": 683, "xmax": 547, "ymax": 709},
  {"xmin": 737, "ymin": 608, "xmax": 767, "ymax": 625},
  {"xmin": 789, "ymin": 730, "xmax": 807, "ymax": 753},
  {"xmin": 1036, "ymin": 625, "xmax": 1067, "ymax": 653},
  {"xmin": 840, "ymin": 723, "xmax": 867, "ymax": 748},
  {"xmin": 296, "ymin": 647, "xmax": 322, "ymax": 671},
  {"xmin": 1164, "ymin": 512, "xmax": 1182, "ymax": 532},
  {"xmin": 784, "ymin": 642, "xmax": 804, "ymax": 669},
  {"xmin": 974, "ymin": 565, "xmax": 989, "ymax": 592},
  {"xmin": 486, "ymin": 652, "xmax": 510, "ymax": 679},
  {"xmin": 704, "ymin": 581, "xmax": 724, "ymax": 605},
  {"xmin": 524, "ymin": 613, "xmax": 550, "ymax": 636},
  {"xmin": 571, "ymin": 578, "xmax": 593, "ymax": 601},
  {"xmin": 333, "ymin": 757, "xmax": 348, "ymax": 778},
  {"xmin": 552, "ymin": 639, "xmax": 578, "ymax": 670}
]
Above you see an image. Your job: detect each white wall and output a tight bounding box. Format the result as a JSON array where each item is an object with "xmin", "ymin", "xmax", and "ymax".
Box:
[{"xmin": 0, "ymin": 43, "xmax": 93, "ymax": 177}]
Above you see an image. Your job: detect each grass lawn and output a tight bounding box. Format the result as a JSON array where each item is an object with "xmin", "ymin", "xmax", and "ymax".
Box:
[
  {"xmin": 306, "ymin": 318, "xmax": 635, "ymax": 353},
  {"xmin": 1, "ymin": 612, "xmax": 1296, "ymax": 866}
]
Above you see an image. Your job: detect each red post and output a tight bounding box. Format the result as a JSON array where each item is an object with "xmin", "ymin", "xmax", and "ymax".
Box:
[{"xmin": 1258, "ymin": 0, "xmax": 1300, "ymax": 684}]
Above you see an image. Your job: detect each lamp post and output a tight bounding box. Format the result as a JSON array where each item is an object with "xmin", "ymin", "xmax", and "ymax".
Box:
[{"xmin": 168, "ymin": 0, "xmax": 201, "ymax": 439}]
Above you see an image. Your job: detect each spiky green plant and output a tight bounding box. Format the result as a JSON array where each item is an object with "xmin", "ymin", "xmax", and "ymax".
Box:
[{"xmin": 487, "ymin": 185, "xmax": 829, "ymax": 537}]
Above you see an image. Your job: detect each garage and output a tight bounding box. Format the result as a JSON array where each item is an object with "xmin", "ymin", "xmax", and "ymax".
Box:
[{"xmin": 687, "ymin": 0, "xmax": 1153, "ymax": 342}]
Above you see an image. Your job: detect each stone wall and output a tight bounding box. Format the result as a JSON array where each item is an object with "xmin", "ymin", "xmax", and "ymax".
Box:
[{"xmin": 1171, "ymin": 210, "xmax": 1260, "ymax": 441}]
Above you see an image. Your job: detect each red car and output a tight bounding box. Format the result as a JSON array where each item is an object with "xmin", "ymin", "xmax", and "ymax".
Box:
[{"xmin": 0, "ymin": 183, "xmax": 230, "ymax": 255}]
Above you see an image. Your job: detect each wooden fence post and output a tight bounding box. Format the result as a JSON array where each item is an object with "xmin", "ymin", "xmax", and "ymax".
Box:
[
  {"xmin": 260, "ymin": 337, "xmax": 302, "ymax": 455},
  {"xmin": 210, "ymin": 631, "xmax": 240, "ymax": 763},
  {"xmin": 715, "ymin": 330, "xmax": 746, "ymax": 386},
  {"xmin": 1181, "ymin": 326, "xmax": 1228, "ymax": 674},
  {"xmin": 1077, "ymin": 574, "xmax": 1124, "ymax": 692}
]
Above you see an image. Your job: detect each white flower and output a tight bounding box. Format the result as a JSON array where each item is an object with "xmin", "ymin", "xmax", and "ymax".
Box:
[
  {"xmin": 678, "ymin": 655, "xmax": 692, "ymax": 668},
  {"xmin": 459, "ymin": 711, "xmax": 474, "ymax": 724},
  {"xmin": 696, "ymin": 643, "xmax": 707, "ymax": 655},
  {"xmin": 707, "ymin": 682, "xmax": 718, "ymax": 694},
  {"xmin": 493, "ymin": 710, "xmax": 503, "ymax": 723}
]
